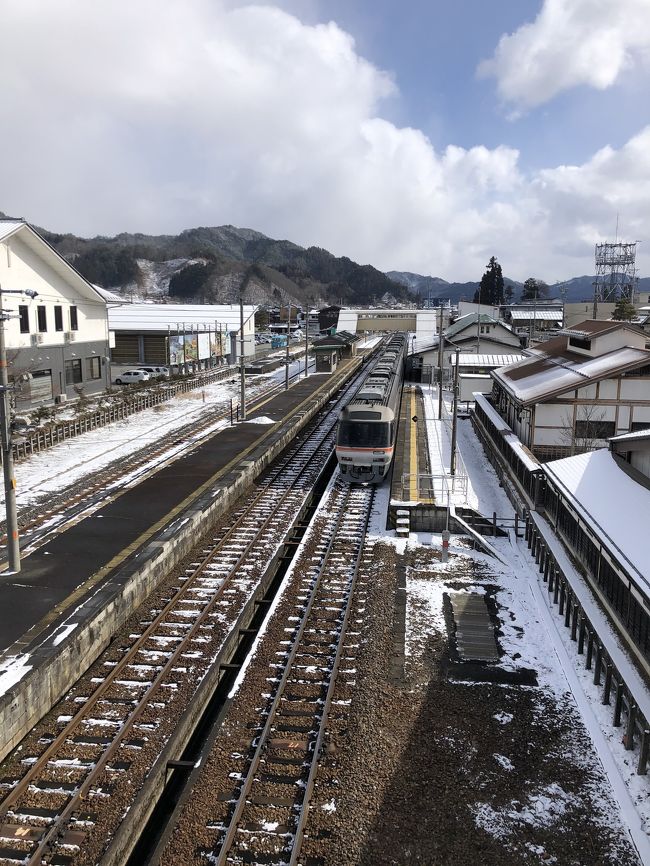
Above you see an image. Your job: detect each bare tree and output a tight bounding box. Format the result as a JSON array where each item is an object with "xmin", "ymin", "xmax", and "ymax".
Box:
[{"xmin": 560, "ymin": 404, "xmax": 611, "ymax": 455}]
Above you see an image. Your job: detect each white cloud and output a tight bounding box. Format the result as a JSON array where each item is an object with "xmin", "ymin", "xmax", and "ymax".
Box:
[
  {"xmin": 0, "ymin": 0, "xmax": 648, "ymax": 283},
  {"xmin": 479, "ymin": 0, "xmax": 650, "ymax": 110}
]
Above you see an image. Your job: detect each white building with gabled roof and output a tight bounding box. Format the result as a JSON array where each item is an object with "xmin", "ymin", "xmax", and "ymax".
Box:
[{"xmin": 0, "ymin": 219, "xmax": 109, "ymax": 407}]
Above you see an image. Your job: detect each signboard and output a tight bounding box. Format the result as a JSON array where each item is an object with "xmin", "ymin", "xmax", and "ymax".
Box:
[
  {"xmin": 198, "ymin": 333, "xmax": 210, "ymax": 360},
  {"xmin": 184, "ymin": 334, "xmax": 198, "ymax": 361},
  {"xmin": 211, "ymin": 331, "xmax": 227, "ymax": 358},
  {"xmin": 169, "ymin": 335, "xmax": 184, "ymax": 364}
]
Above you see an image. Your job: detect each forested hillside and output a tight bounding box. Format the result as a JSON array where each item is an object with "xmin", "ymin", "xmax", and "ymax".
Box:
[{"xmin": 28, "ymin": 221, "xmax": 410, "ymax": 307}]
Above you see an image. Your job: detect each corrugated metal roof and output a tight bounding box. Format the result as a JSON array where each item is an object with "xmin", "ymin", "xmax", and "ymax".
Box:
[
  {"xmin": 445, "ymin": 313, "xmax": 497, "ymax": 338},
  {"xmin": 493, "ymin": 345, "xmax": 650, "ymax": 405},
  {"xmin": 108, "ymin": 303, "xmax": 256, "ymax": 332},
  {"xmin": 452, "ymin": 353, "xmax": 524, "ymax": 367},
  {"xmin": 509, "ymin": 309, "xmax": 563, "ymax": 321}
]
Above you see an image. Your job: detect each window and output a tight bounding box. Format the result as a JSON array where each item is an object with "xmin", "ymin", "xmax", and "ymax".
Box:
[
  {"xmin": 337, "ymin": 420, "xmax": 390, "ymax": 448},
  {"xmin": 64, "ymin": 358, "xmax": 82, "ymax": 385},
  {"xmin": 37, "ymin": 305, "xmax": 47, "ymax": 332},
  {"xmin": 18, "ymin": 305, "xmax": 29, "ymax": 334},
  {"xmin": 631, "ymin": 421, "xmax": 650, "ymax": 433},
  {"xmin": 574, "ymin": 418, "xmax": 615, "ymax": 440},
  {"xmin": 568, "ymin": 335, "xmax": 591, "ymax": 350},
  {"xmin": 70, "ymin": 306, "xmax": 78, "ymax": 330},
  {"xmin": 86, "ymin": 357, "xmax": 101, "ymax": 380},
  {"xmin": 54, "ymin": 306, "xmax": 63, "ymax": 332}
]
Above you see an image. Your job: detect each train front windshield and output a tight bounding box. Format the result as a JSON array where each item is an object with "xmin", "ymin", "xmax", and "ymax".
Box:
[{"xmin": 338, "ymin": 420, "xmax": 391, "ymax": 448}]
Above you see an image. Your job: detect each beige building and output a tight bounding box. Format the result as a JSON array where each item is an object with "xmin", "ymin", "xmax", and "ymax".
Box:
[{"xmin": 490, "ymin": 320, "xmax": 650, "ymax": 461}]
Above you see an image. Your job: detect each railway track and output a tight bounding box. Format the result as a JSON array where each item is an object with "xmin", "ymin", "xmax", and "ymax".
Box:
[
  {"xmin": 0, "ymin": 367, "xmax": 365, "ymax": 866},
  {"xmin": 203, "ymin": 479, "xmax": 374, "ymax": 866}
]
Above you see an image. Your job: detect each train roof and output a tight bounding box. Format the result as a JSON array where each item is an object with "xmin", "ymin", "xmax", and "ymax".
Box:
[{"xmin": 342, "ymin": 403, "xmax": 396, "ymax": 421}]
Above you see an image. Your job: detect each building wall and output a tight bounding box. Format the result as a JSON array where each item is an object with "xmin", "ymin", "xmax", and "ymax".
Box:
[
  {"xmin": 459, "ymin": 374, "xmax": 492, "ymax": 403},
  {"xmin": 12, "ymin": 340, "xmax": 109, "ymax": 407},
  {"xmin": 446, "ymin": 337, "xmax": 520, "ymax": 363},
  {"xmin": 494, "ymin": 374, "xmax": 650, "ymax": 459},
  {"xmin": 458, "ymin": 301, "xmax": 500, "ymax": 319},
  {"xmin": 563, "ymin": 303, "xmax": 616, "ymax": 328},
  {"xmin": 1, "ymin": 231, "xmax": 110, "ymax": 406},
  {"xmin": 631, "ymin": 450, "xmax": 650, "ymax": 477},
  {"xmin": 1, "ymin": 234, "xmax": 108, "ymax": 347},
  {"xmin": 355, "ymin": 314, "xmax": 417, "ymax": 331}
]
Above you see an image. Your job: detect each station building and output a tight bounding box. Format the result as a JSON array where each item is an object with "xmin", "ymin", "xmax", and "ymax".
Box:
[
  {"xmin": 0, "ymin": 219, "xmax": 110, "ymax": 408},
  {"xmin": 107, "ymin": 302, "xmax": 256, "ymax": 375}
]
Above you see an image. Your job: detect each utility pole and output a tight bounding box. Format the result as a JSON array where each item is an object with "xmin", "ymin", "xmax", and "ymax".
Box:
[
  {"xmin": 437, "ymin": 304, "xmax": 444, "ymax": 419},
  {"xmin": 450, "ymin": 348, "xmax": 460, "ymax": 477},
  {"xmin": 239, "ymin": 297, "xmax": 246, "ymax": 421},
  {"xmin": 285, "ymin": 305, "xmax": 290, "ymax": 391},
  {"xmin": 0, "ymin": 284, "xmax": 35, "ymax": 573},
  {"xmin": 303, "ymin": 305, "xmax": 310, "ymax": 380}
]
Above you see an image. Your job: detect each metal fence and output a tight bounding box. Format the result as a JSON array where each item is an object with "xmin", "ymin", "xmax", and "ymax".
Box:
[
  {"xmin": 11, "ymin": 367, "xmax": 236, "ymax": 461},
  {"xmin": 525, "ymin": 511, "xmax": 650, "ymax": 775},
  {"xmin": 400, "ymin": 472, "xmax": 469, "ymax": 504}
]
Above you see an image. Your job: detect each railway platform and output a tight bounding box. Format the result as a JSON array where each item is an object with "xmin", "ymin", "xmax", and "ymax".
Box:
[
  {"xmin": 0, "ymin": 361, "xmax": 361, "ymax": 759},
  {"xmin": 388, "ymin": 383, "xmax": 487, "ymax": 536}
]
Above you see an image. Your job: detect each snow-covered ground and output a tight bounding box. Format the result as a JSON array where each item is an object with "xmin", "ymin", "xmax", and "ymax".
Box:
[
  {"xmin": 368, "ymin": 384, "xmax": 650, "ymax": 864},
  {"xmin": 1, "ymin": 355, "xmax": 311, "ymax": 511}
]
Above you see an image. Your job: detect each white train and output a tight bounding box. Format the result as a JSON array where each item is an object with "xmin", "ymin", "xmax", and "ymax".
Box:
[{"xmin": 336, "ymin": 334, "xmax": 406, "ymax": 483}]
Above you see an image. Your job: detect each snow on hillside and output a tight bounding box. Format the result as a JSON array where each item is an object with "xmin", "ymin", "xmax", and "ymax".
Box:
[{"xmin": 137, "ymin": 258, "xmax": 208, "ymax": 298}]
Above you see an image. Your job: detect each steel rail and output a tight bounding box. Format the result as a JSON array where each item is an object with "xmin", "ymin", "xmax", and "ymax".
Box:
[
  {"xmin": 0, "ymin": 362, "xmax": 369, "ymax": 865},
  {"xmin": 289, "ymin": 483, "xmax": 374, "ymax": 865},
  {"xmin": 0, "ymin": 406, "xmax": 340, "ymax": 863},
  {"xmin": 213, "ymin": 480, "xmax": 374, "ymax": 865}
]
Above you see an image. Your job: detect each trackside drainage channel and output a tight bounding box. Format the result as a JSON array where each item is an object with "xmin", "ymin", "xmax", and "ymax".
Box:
[{"xmin": 127, "ymin": 451, "xmax": 337, "ymax": 866}]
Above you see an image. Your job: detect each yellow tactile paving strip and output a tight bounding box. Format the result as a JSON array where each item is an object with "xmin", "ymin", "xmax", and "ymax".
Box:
[{"xmin": 391, "ymin": 385, "xmax": 435, "ymax": 504}]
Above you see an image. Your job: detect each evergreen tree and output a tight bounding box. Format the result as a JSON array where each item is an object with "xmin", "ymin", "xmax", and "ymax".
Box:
[
  {"xmin": 521, "ymin": 277, "xmax": 538, "ymax": 301},
  {"xmin": 612, "ymin": 296, "xmax": 637, "ymax": 321},
  {"xmin": 521, "ymin": 277, "xmax": 550, "ymax": 301},
  {"xmin": 168, "ymin": 262, "xmax": 215, "ymax": 298},
  {"xmin": 74, "ymin": 246, "xmax": 139, "ymax": 287},
  {"xmin": 473, "ymin": 256, "xmax": 504, "ymax": 305}
]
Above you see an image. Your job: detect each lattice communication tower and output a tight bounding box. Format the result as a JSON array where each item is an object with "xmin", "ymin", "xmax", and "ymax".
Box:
[{"xmin": 593, "ymin": 242, "xmax": 637, "ymax": 307}]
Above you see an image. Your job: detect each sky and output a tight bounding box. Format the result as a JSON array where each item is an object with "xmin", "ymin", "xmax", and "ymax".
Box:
[{"xmin": 1, "ymin": 0, "xmax": 649, "ymax": 282}]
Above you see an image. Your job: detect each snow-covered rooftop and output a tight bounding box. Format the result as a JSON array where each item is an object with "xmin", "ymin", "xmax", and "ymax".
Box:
[
  {"xmin": 445, "ymin": 313, "xmax": 498, "ymax": 338},
  {"xmin": 509, "ymin": 309, "xmax": 563, "ymax": 321},
  {"xmin": 93, "ymin": 284, "xmax": 124, "ymax": 304},
  {"xmin": 609, "ymin": 427, "xmax": 650, "ymax": 444},
  {"xmin": 0, "ymin": 219, "xmax": 24, "ymax": 241},
  {"xmin": 108, "ymin": 302, "xmax": 256, "ymax": 332},
  {"xmin": 544, "ymin": 449, "xmax": 650, "ymax": 593},
  {"xmin": 452, "ymin": 353, "xmax": 524, "ymax": 367},
  {"xmin": 493, "ymin": 345, "xmax": 650, "ymax": 405}
]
